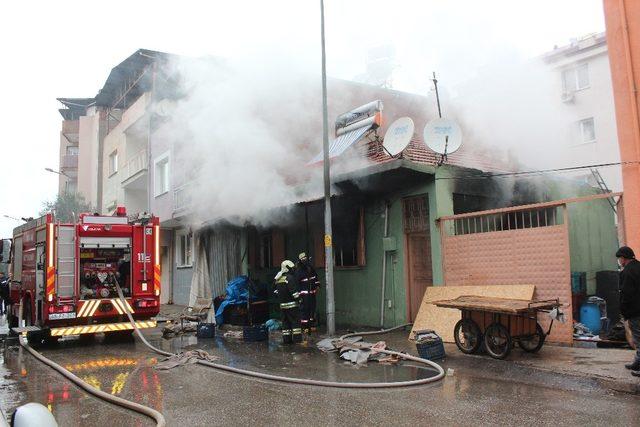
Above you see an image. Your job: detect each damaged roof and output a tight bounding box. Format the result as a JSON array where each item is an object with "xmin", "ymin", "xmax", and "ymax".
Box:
[
  {"xmin": 57, "ymin": 49, "xmax": 177, "ymax": 118},
  {"xmin": 57, "ymin": 97, "xmax": 95, "ymax": 120},
  {"xmin": 94, "ymin": 48, "xmax": 176, "ymax": 108}
]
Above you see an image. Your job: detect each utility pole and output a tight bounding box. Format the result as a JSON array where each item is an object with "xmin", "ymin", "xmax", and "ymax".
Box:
[{"xmin": 320, "ymin": 0, "xmax": 335, "ymax": 335}]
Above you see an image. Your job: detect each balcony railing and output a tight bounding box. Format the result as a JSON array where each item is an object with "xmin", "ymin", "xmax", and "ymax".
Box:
[
  {"xmin": 174, "ymin": 182, "xmax": 193, "ymax": 213},
  {"xmin": 62, "ymin": 120, "xmax": 79, "ymax": 134},
  {"xmin": 60, "ymin": 154, "xmax": 78, "ymax": 169},
  {"xmin": 122, "ymin": 149, "xmax": 148, "ymax": 183}
]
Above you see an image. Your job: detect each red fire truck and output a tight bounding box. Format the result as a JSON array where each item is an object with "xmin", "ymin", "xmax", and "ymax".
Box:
[{"xmin": 9, "ymin": 207, "xmax": 160, "ymax": 342}]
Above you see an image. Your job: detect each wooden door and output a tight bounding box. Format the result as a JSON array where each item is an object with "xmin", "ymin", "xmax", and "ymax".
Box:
[{"xmin": 403, "ymin": 196, "xmax": 433, "ymax": 321}]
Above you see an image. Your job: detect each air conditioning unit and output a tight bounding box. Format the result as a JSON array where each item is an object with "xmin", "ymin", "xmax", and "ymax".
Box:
[{"xmin": 561, "ymin": 91, "xmax": 575, "ymax": 103}]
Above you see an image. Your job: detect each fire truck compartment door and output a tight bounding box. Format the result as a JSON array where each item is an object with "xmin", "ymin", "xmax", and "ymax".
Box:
[
  {"xmin": 79, "ymin": 237, "xmax": 131, "ymax": 248},
  {"xmin": 57, "ymin": 226, "xmax": 76, "ymax": 298}
]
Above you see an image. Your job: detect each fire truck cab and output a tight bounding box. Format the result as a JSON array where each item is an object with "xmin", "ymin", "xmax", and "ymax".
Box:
[{"xmin": 9, "ymin": 207, "xmax": 160, "ymax": 342}]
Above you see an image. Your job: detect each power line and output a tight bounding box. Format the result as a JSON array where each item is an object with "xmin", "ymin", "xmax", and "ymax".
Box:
[{"xmin": 435, "ymin": 161, "xmax": 640, "ymax": 180}]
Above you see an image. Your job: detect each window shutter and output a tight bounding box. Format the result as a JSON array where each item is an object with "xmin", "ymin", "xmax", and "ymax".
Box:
[
  {"xmin": 357, "ymin": 207, "xmax": 366, "ymax": 266},
  {"xmin": 271, "ymin": 229, "xmax": 285, "ymax": 266},
  {"xmin": 247, "ymin": 229, "xmax": 256, "ymax": 268},
  {"xmin": 313, "ymin": 229, "xmax": 325, "ymax": 269}
]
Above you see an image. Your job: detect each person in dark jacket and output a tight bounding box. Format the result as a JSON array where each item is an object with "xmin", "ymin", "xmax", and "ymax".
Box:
[
  {"xmin": 0, "ymin": 272, "xmax": 9, "ymax": 315},
  {"xmin": 295, "ymin": 252, "xmax": 320, "ymax": 333},
  {"xmin": 616, "ymin": 246, "xmax": 640, "ymax": 374},
  {"xmin": 274, "ymin": 260, "xmax": 302, "ymax": 344}
]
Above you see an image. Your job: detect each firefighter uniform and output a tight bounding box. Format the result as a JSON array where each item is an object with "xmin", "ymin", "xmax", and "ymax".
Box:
[
  {"xmin": 295, "ymin": 253, "xmax": 320, "ymax": 332},
  {"xmin": 274, "ymin": 260, "xmax": 302, "ymax": 344}
]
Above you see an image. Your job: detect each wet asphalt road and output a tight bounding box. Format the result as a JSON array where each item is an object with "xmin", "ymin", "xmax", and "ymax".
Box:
[{"xmin": 1, "ymin": 328, "xmax": 639, "ymax": 427}]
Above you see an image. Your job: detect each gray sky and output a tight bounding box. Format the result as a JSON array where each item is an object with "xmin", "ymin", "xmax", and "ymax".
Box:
[{"xmin": 0, "ymin": 0, "xmax": 605, "ymax": 237}]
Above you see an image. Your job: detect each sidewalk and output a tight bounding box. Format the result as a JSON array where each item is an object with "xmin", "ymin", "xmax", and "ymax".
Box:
[
  {"xmin": 383, "ymin": 331, "xmax": 640, "ymax": 394},
  {"xmin": 488, "ymin": 343, "xmax": 640, "ymax": 394}
]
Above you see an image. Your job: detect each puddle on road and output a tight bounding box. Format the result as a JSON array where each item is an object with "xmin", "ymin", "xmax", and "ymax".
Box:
[
  {"xmin": 0, "ymin": 331, "xmax": 440, "ymax": 423},
  {"xmin": 1, "ymin": 338, "xmax": 163, "ymax": 424},
  {"xmin": 149, "ymin": 333, "xmax": 441, "ymax": 383}
]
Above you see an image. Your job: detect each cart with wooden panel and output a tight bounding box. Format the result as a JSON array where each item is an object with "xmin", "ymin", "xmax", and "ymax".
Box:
[{"xmin": 433, "ymin": 296, "xmax": 562, "ymax": 359}]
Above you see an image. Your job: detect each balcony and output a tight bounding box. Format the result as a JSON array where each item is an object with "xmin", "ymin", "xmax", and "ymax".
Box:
[
  {"xmin": 173, "ymin": 182, "xmax": 193, "ymax": 214},
  {"xmin": 62, "ymin": 120, "xmax": 79, "ymax": 134},
  {"xmin": 121, "ymin": 149, "xmax": 148, "ymax": 188},
  {"xmin": 61, "ymin": 120, "xmax": 80, "ymax": 144},
  {"xmin": 60, "ymin": 154, "xmax": 78, "ymax": 169}
]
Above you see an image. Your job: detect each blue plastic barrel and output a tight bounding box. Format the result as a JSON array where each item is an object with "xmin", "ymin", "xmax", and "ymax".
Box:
[{"xmin": 580, "ymin": 303, "xmax": 601, "ymax": 334}]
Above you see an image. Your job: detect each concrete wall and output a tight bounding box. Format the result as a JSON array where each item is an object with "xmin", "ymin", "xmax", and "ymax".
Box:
[
  {"xmin": 101, "ymin": 94, "xmax": 150, "ymax": 214},
  {"xmin": 58, "ymin": 120, "xmax": 78, "ymax": 195},
  {"xmin": 604, "ymin": 0, "xmax": 640, "ymax": 251},
  {"xmin": 545, "ymin": 37, "xmax": 622, "ymax": 192},
  {"xmin": 77, "ymin": 109, "xmax": 101, "ymax": 208},
  {"xmin": 149, "ymin": 117, "xmax": 175, "ymax": 224}
]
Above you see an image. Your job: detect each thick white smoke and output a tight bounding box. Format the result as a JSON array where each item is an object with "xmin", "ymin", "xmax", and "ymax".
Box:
[{"xmin": 155, "ymin": 54, "xmax": 335, "ymax": 228}]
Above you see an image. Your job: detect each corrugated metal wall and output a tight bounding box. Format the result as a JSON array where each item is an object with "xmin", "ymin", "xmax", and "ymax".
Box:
[{"xmin": 204, "ymin": 227, "xmax": 242, "ymax": 297}]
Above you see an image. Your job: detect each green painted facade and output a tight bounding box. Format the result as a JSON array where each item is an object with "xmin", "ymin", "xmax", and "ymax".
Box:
[{"xmin": 247, "ymin": 162, "xmax": 618, "ymax": 329}]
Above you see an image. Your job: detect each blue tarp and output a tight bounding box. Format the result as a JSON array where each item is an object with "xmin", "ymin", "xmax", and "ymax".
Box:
[{"xmin": 215, "ymin": 275, "xmax": 250, "ymax": 325}]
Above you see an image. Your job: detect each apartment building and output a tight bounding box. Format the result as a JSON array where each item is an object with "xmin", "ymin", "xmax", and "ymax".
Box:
[
  {"xmin": 57, "ymin": 98, "xmax": 97, "ymax": 199},
  {"xmin": 542, "ymin": 32, "xmax": 621, "ymax": 191}
]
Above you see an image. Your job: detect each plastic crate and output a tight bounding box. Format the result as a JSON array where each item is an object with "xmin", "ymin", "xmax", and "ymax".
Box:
[
  {"xmin": 196, "ymin": 323, "xmax": 216, "ymax": 338},
  {"xmin": 243, "ymin": 324, "xmax": 268, "ymax": 342},
  {"xmin": 416, "ymin": 337, "xmax": 446, "ymax": 360}
]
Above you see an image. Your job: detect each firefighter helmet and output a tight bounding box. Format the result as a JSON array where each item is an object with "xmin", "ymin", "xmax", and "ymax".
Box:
[{"xmin": 280, "ymin": 260, "xmax": 295, "ymax": 273}]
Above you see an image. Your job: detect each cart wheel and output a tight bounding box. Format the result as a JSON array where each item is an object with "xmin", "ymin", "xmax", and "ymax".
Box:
[
  {"xmin": 484, "ymin": 323, "xmax": 512, "ymax": 359},
  {"xmin": 454, "ymin": 319, "xmax": 482, "ymax": 354},
  {"xmin": 518, "ymin": 323, "xmax": 545, "ymax": 353}
]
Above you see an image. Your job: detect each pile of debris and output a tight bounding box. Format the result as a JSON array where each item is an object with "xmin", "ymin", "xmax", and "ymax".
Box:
[{"xmin": 316, "ymin": 336, "xmax": 401, "ymax": 365}]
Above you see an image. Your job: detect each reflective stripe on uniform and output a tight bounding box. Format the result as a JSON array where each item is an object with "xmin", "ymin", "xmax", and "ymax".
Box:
[
  {"xmin": 292, "ymin": 292, "xmax": 300, "ymax": 299},
  {"xmin": 282, "ymin": 329, "xmax": 292, "ymax": 335},
  {"xmin": 280, "ymin": 302, "xmax": 298, "ymax": 309},
  {"xmin": 292, "ymin": 328, "xmax": 302, "ymax": 334}
]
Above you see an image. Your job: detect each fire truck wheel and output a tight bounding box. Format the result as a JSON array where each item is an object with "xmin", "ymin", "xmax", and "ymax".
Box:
[
  {"xmin": 104, "ymin": 330, "xmax": 134, "ymax": 342},
  {"xmin": 8, "ymin": 313, "xmax": 19, "ymax": 336},
  {"xmin": 42, "ymin": 329, "xmax": 59, "ymax": 346},
  {"xmin": 78, "ymin": 333, "xmax": 96, "ymax": 344},
  {"xmin": 22, "ymin": 298, "xmax": 32, "ymax": 327}
]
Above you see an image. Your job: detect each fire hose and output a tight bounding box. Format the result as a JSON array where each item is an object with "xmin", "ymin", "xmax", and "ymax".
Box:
[
  {"xmin": 18, "ymin": 336, "xmax": 166, "ymax": 426},
  {"xmin": 17, "ymin": 282, "xmax": 445, "ymax": 427}
]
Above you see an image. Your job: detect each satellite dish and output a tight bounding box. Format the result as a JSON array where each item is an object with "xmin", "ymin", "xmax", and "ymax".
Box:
[
  {"xmin": 383, "ymin": 117, "xmax": 414, "ymax": 156},
  {"xmin": 423, "ymin": 118, "xmax": 462, "ymax": 155}
]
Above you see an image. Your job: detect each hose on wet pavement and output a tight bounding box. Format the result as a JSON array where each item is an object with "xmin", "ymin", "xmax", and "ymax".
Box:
[
  {"xmin": 15, "ymin": 285, "xmax": 445, "ymax": 427},
  {"xmin": 18, "ymin": 335, "xmax": 166, "ymax": 427},
  {"xmin": 115, "ymin": 282, "xmax": 446, "ymax": 389}
]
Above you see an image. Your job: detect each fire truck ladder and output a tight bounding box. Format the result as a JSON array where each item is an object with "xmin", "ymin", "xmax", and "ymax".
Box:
[
  {"xmin": 590, "ymin": 168, "xmax": 617, "ymax": 213},
  {"xmin": 56, "ymin": 225, "xmax": 76, "ymax": 298}
]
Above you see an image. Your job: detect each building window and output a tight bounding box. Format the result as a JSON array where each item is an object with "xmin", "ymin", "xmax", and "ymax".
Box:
[
  {"xmin": 333, "ymin": 205, "xmax": 366, "ymax": 268},
  {"xmin": 259, "ymin": 234, "xmax": 273, "ymax": 269},
  {"xmin": 108, "ymin": 150, "xmax": 118, "ymax": 176},
  {"xmin": 579, "ymin": 117, "xmax": 596, "ymax": 144},
  {"xmin": 66, "ymin": 145, "xmax": 79, "ymax": 156},
  {"xmin": 562, "ymin": 63, "xmax": 589, "ymax": 93},
  {"xmin": 176, "ymin": 230, "xmax": 193, "ymax": 267},
  {"xmin": 64, "ymin": 180, "xmax": 77, "ymax": 195},
  {"xmin": 154, "ymin": 152, "xmax": 170, "ymax": 197}
]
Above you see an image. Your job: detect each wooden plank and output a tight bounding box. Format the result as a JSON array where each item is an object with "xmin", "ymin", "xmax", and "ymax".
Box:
[
  {"xmin": 433, "ymin": 295, "xmax": 559, "ymax": 314},
  {"xmin": 409, "ymin": 285, "xmax": 535, "ymax": 342}
]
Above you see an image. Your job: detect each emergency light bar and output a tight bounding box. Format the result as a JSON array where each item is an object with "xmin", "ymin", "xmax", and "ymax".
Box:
[{"xmin": 81, "ymin": 216, "xmax": 129, "ymax": 225}]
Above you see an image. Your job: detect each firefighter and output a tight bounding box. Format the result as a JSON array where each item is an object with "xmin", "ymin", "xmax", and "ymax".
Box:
[
  {"xmin": 274, "ymin": 260, "xmax": 302, "ymax": 344},
  {"xmin": 295, "ymin": 252, "xmax": 320, "ymax": 333}
]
